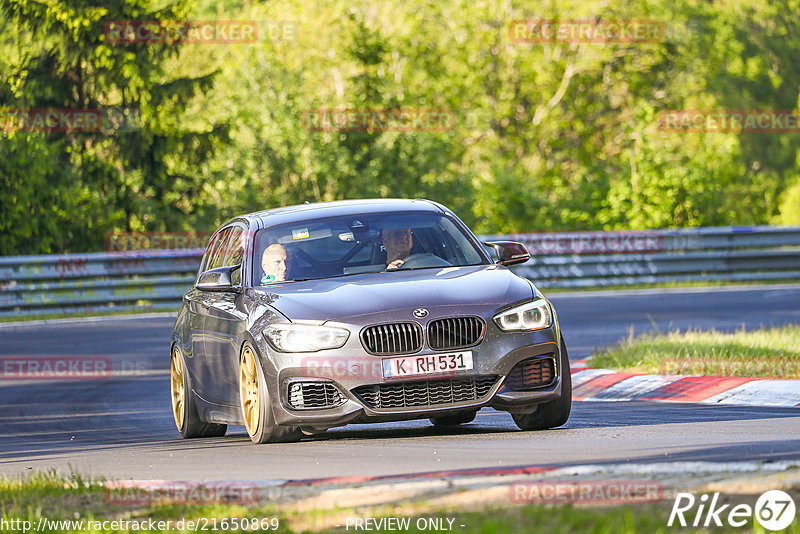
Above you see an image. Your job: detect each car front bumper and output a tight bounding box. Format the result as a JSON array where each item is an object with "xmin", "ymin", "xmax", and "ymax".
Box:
[{"xmin": 258, "ymin": 322, "xmax": 566, "ymax": 428}]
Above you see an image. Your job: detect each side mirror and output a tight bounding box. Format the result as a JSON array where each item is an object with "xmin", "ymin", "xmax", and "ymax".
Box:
[
  {"xmin": 196, "ymin": 265, "xmax": 242, "ymax": 292},
  {"xmin": 483, "ymin": 241, "xmax": 531, "ymax": 266}
]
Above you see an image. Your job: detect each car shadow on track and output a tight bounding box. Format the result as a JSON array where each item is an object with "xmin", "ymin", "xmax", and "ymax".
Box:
[
  {"xmin": 565, "ymin": 400, "xmax": 800, "ymax": 429},
  {"xmin": 607, "ymin": 439, "xmax": 800, "ymax": 464},
  {"xmin": 195, "ymin": 400, "xmax": 800, "ymax": 444},
  {"xmin": 2, "ymin": 378, "xmax": 799, "ymax": 462}
]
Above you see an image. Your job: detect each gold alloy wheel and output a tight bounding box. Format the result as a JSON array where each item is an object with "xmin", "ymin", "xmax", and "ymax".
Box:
[
  {"xmin": 170, "ymin": 347, "xmax": 185, "ymax": 430},
  {"xmin": 240, "ymin": 346, "xmax": 260, "ymax": 436}
]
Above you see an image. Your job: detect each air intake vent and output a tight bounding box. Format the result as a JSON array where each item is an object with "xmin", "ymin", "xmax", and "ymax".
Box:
[
  {"xmin": 428, "ymin": 316, "xmax": 485, "ymax": 350},
  {"xmin": 504, "ymin": 357, "xmax": 556, "ymax": 391},
  {"xmin": 361, "ymin": 322, "xmax": 423, "ymax": 355},
  {"xmin": 352, "ymin": 375, "xmax": 498, "ymax": 410},
  {"xmin": 287, "ymin": 382, "xmax": 346, "ymax": 409}
]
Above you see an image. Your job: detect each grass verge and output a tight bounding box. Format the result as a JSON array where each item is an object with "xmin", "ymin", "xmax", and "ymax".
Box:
[
  {"xmin": 5, "ymin": 472, "xmax": 797, "ymax": 534},
  {"xmin": 589, "ymin": 324, "xmax": 800, "ymax": 378}
]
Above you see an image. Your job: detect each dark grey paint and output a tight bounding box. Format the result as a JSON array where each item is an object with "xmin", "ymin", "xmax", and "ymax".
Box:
[{"xmin": 174, "ymin": 200, "xmax": 563, "ymax": 428}]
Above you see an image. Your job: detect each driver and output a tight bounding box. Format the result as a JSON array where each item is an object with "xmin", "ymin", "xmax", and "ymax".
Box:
[
  {"xmin": 383, "ymin": 228, "xmax": 413, "ymax": 270},
  {"xmin": 261, "ymin": 243, "xmax": 290, "ymax": 283}
]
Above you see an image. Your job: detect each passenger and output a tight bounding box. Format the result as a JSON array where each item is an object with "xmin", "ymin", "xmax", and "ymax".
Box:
[
  {"xmin": 383, "ymin": 228, "xmax": 413, "ymax": 270},
  {"xmin": 261, "ymin": 243, "xmax": 289, "ymax": 283}
]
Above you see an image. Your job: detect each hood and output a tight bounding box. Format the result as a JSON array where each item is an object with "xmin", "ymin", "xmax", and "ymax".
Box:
[{"xmin": 253, "ymin": 265, "xmax": 535, "ymax": 323}]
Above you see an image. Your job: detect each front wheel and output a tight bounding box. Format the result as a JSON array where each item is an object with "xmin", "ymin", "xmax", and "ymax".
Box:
[
  {"xmin": 170, "ymin": 346, "xmax": 227, "ymax": 438},
  {"xmin": 239, "ymin": 343, "xmax": 301, "ymax": 444},
  {"xmin": 511, "ymin": 338, "xmax": 572, "ymax": 431}
]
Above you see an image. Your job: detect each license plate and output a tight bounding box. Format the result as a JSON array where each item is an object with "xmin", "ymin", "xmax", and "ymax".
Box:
[{"xmin": 382, "ymin": 351, "xmax": 473, "ymax": 379}]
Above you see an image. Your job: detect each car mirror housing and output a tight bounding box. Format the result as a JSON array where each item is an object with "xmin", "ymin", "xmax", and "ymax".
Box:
[
  {"xmin": 197, "ymin": 265, "xmax": 242, "ymax": 292},
  {"xmin": 483, "ymin": 241, "xmax": 531, "ymax": 266}
]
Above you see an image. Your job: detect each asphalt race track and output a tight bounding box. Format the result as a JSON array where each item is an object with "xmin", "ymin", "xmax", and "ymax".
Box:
[{"xmin": 1, "ymin": 285, "xmax": 799, "ymax": 481}]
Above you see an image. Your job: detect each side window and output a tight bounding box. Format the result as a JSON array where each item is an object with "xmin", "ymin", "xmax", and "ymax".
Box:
[
  {"xmin": 198, "ymin": 232, "xmax": 220, "ymax": 277},
  {"xmin": 206, "ymin": 228, "xmax": 232, "ymax": 271},
  {"xmin": 223, "ymin": 227, "xmax": 245, "ymax": 285}
]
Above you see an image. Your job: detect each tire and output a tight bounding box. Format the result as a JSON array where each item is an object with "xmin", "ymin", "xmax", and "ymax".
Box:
[
  {"xmin": 239, "ymin": 343, "xmax": 302, "ymax": 444},
  {"xmin": 171, "ymin": 346, "xmax": 227, "ymax": 438},
  {"xmin": 430, "ymin": 410, "xmax": 478, "ymax": 427},
  {"xmin": 511, "ymin": 337, "xmax": 572, "ymax": 431}
]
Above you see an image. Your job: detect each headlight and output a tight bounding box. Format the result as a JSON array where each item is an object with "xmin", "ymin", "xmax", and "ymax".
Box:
[
  {"xmin": 494, "ymin": 299, "xmax": 553, "ymax": 331},
  {"xmin": 265, "ymin": 324, "xmax": 350, "ymax": 352}
]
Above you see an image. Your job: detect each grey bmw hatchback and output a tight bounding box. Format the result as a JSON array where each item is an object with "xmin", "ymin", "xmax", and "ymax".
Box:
[{"xmin": 170, "ymin": 199, "xmax": 571, "ymax": 443}]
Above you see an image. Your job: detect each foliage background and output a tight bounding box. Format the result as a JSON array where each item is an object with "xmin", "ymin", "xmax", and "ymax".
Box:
[{"xmin": 1, "ymin": 0, "xmax": 799, "ymax": 254}]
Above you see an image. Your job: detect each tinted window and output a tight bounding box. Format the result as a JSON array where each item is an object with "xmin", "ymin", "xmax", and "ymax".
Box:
[
  {"xmin": 253, "ymin": 211, "xmax": 488, "ymax": 284},
  {"xmin": 223, "ymin": 227, "xmax": 245, "ymax": 285},
  {"xmin": 205, "ymin": 228, "xmax": 232, "ymax": 271},
  {"xmin": 198, "ymin": 231, "xmax": 222, "ymax": 277}
]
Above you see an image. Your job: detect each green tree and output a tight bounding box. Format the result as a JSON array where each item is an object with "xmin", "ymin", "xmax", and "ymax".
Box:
[{"xmin": 0, "ymin": 0, "xmax": 229, "ymax": 253}]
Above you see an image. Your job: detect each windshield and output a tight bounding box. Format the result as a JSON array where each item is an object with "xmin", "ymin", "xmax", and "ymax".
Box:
[{"xmin": 253, "ymin": 211, "xmax": 489, "ymax": 285}]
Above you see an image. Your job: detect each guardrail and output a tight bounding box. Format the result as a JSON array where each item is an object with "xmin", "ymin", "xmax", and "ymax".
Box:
[
  {"xmin": 1, "ymin": 225, "xmax": 799, "ymax": 317},
  {"xmin": 485, "ymin": 225, "xmax": 800, "ymax": 289},
  {"xmin": 0, "ymin": 249, "xmax": 203, "ymax": 317}
]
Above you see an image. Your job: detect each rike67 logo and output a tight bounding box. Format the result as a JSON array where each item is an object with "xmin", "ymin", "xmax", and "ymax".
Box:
[{"xmin": 669, "ymin": 490, "xmax": 796, "ymax": 531}]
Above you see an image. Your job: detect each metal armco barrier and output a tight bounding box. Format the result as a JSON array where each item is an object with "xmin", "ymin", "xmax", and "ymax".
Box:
[
  {"xmin": 1, "ymin": 226, "xmax": 799, "ymax": 317},
  {"xmin": 484, "ymin": 225, "xmax": 800, "ymax": 288},
  {"xmin": 0, "ymin": 249, "xmax": 203, "ymax": 317}
]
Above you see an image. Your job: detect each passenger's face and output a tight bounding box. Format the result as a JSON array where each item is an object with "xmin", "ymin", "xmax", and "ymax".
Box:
[
  {"xmin": 383, "ymin": 229, "xmax": 412, "ymax": 257},
  {"xmin": 261, "ymin": 245, "xmax": 288, "ymax": 282}
]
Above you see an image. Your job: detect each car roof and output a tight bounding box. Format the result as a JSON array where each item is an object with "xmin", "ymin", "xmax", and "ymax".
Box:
[{"xmin": 238, "ymin": 198, "xmax": 447, "ymax": 229}]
